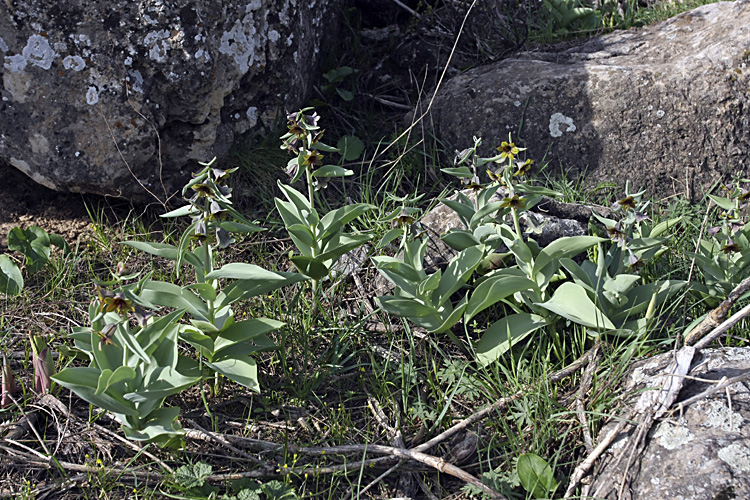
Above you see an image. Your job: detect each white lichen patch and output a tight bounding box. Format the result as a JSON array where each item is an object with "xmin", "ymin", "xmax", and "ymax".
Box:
[
  {"xmin": 219, "ymin": 19, "xmax": 259, "ymax": 74},
  {"xmin": 144, "ymin": 30, "xmax": 171, "ymax": 62},
  {"xmin": 268, "ymin": 29, "xmax": 280, "ymax": 43},
  {"xmin": 4, "ymin": 54, "xmax": 27, "ymax": 73},
  {"xmin": 0, "ymin": 37, "xmax": 8, "ymax": 53},
  {"xmin": 718, "ymin": 444, "xmax": 750, "ymax": 472},
  {"xmin": 652, "ymin": 420, "xmax": 694, "ymax": 450},
  {"xmin": 246, "ymin": 106, "xmax": 258, "ymax": 127},
  {"xmin": 23, "ymin": 34, "xmax": 56, "ymax": 69},
  {"xmin": 701, "ymin": 400, "xmax": 744, "ymax": 432},
  {"xmin": 30, "ymin": 133, "xmax": 50, "ymax": 155},
  {"xmin": 63, "ymin": 55, "xmax": 86, "ymax": 71},
  {"xmin": 86, "ymin": 86, "xmax": 99, "ymax": 105},
  {"xmin": 549, "ymin": 112, "xmax": 576, "ymax": 138}
]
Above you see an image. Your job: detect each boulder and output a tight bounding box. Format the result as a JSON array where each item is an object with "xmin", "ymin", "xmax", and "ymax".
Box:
[
  {"xmin": 0, "ymin": 0, "xmax": 341, "ymax": 202},
  {"xmin": 427, "ymin": 1, "xmax": 750, "ymax": 200},
  {"xmin": 586, "ymin": 347, "xmax": 750, "ymax": 499}
]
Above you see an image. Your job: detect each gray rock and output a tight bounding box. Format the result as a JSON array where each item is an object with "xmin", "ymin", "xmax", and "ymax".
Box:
[
  {"xmin": 587, "ymin": 347, "xmax": 750, "ymax": 499},
  {"xmin": 427, "ymin": 1, "xmax": 750, "ymax": 200},
  {"xmin": 0, "ymin": 0, "xmax": 341, "ymax": 202}
]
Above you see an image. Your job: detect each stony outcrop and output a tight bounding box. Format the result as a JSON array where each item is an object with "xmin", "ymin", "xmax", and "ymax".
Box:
[
  {"xmin": 0, "ymin": 0, "xmax": 341, "ymax": 202},
  {"xmin": 586, "ymin": 347, "xmax": 750, "ymax": 499},
  {"xmin": 427, "ymin": 1, "xmax": 750, "ymax": 200}
]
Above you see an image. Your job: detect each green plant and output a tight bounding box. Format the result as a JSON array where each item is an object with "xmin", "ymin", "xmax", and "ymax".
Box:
[
  {"xmin": 374, "ymin": 135, "xmax": 604, "ymax": 362},
  {"xmin": 171, "ymin": 461, "xmax": 299, "ymax": 499},
  {"xmin": 321, "ymin": 66, "xmax": 358, "ymax": 102},
  {"xmin": 53, "ymin": 277, "xmax": 202, "ymax": 444},
  {"xmin": 277, "ymin": 108, "xmax": 374, "ymax": 288},
  {"xmin": 690, "ymin": 181, "xmax": 750, "ymax": 306},
  {"xmin": 0, "ymin": 225, "xmax": 69, "ymax": 296},
  {"xmin": 53, "ymin": 160, "xmax": 305, "ymax": 444},
  {"xmin": 517, "ymin": 453, "xmax": 559, "ymax": 499}
]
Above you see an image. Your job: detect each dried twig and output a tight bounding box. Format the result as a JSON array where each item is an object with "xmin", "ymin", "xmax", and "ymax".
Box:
[{"xmin": 575, "ymin": 342, "xmax": 601, "ymax": 454}]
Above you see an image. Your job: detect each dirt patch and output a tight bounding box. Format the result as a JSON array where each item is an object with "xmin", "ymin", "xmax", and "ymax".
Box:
[{"xmin": 0, "ymin": 162, "xmax": 94, "ymax": 250}]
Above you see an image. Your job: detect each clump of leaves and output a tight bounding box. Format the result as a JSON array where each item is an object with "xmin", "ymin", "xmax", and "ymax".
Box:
[{"xmin": 0, "ymin": 226, "xmax": 69, "ymax": 296}]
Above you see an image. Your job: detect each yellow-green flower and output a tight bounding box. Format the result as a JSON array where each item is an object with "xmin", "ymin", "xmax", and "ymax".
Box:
[
  {"xmin": 614, "ymin": 195, "xmax": 636, "ymax": 211},
  {"xmin": 302, "ymin": 150, "xmax": 324, "ymax": 168},
  {"xmin": 500, "ymin": 194, "xmax": 526, "ymax": 210},
  {"xmin": 514, "ymin": 159, "xmax": 534, "ymax": 177},
  {"xmin": 497, "ymin": 141, "xmax": 519, "ymax": 161}
]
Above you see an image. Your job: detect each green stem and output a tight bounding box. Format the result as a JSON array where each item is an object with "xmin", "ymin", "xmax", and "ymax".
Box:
[{"xmin": 512, "ymin": 207, "xmax": 523, "ymax": 238}]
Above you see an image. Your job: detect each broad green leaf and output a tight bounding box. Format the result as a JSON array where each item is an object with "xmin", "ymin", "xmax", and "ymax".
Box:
[
  {"xmin": 603, "ymin": 274, "xmax": 641, "ymax": 295},
  {"xmin": 645, "ymin": 217, "xmax": 682, "ymax": 238},
  {"xmin": 189, "ymin": 319, "xmax": 220, "ymax": 334},
  {"xmin": 277, "ymin": 182, "xmax": 315, "ymax": 220},
  {"xmin": 418, "ymin": 270, "xmax": 442, "ymax": 296},
  {"xmin": 336, "ymin": 135, "xmax": 365, "ymax": 161},
  {"xmin": 476, "ymin": 313, "xmax": 546, "ymax": 366},
  {"xmin": 214, "ymin": 318, "xmax": 284, "ymax": 352},
  {"xmin": 8, "ymin": 226, "xmax": 50, "ymax": 274},
  {"xmin": 206, "ymin": 357, "xmax": 259, "ymax": 392},
  {"xmin": 0, "ymin": 255, "xmax": 23, "ymax": 296},
  {"xmin": 52, "ymin": 367, "xmax": 138, "ymax": 416},
  {"xmin": 317, "ymin": 233, "xmax": 372, "ymax": 263},
  {"xmin": 214, "ymin": 336, "xmax": 276, "ymax": 360},
  {"xmin": 176, "ymin": 219, "xmax": 199, "ymax": 274},
  {"xmin": 538, "ymin": 282, "xmax": 616, "ymax": 330},
  {"xmin": 139, "ymin": 281, "xmax": 209, "ymax": 320},
  {"xmin": 465, "ymin": 275, "xmax": 538, "ymax": 321},
  {"xmin": 533, "ymin": 235, "xmax": 605, "ymax": 276},
  {"xmin": 469, "ymin": 201, "xmax": 503, "ymax": 228},
  {"xmin": 90, "ymin": 326, "xmax": 125, "ymax": 373},
  {"xmin": 431, "ymin": 295, "xmax": 469, "ymax": 336},
  {"xmin": 436, "ymin": 246, "xmax": 483, "ymax": 305},
  {"xmin": 175, "ymin": 462, "xmax": 213, "ymax": 488},
  {"xmin": 207, "ymin": 263, "xmax": 293, "ymax": 281},
  {"xmin": 47, "ymin": 233, "xmax": 71, "ymax": 255},
  {"xmin": 186, "ymin": 283, "xmax": 217, "ymax": 302},
  {"xmin": 275, "ymin": 198, "xmax": 307, "ymax": 230},
  {"xmin": 160, "ymin": 205, "xmax": 196, "ymax": 218},
  {"xmin": 290, "ymin": 256, "xmax": 329, "ymax": 280},
  {"xmin": 122, "ymin": 241, "xmax": 179, "ymax": 261},
  {"xmin": 517, "ymin": 453, "xmax": 559, "ymax": 499},
  {"xmin": 285, "ymin": 223, "xmax": 315, "ymax": 256},
  {"xmin": 311, "ymin": 165, "xmax": 354, "ymax": 178},
  {"xmin": 376, "ymin": 296, "xmax": 436, "ymax": 318},
  {"xmin": 440, "ymin": 166, "xmax": 474, "ymax": 178},
  {"xmin": 180, "ymin": 327, "xmax": 215, "ymax": 357},
  {"xmin": 96, "ymin": 366, "xmax": 137, "ymax": 395},
  {"xmin": 216, "ymin": 221, "xmax": 264, "ymax": 234},
  {"xmin": 377, "ymin": 228, "xmax": 404, "ymax": 249},
  {"xmin": 335, "ymin": 87, "xmax": 354, "ymax": 101},
  {"xmin": 708, "ymin": 194, "xmax": 735, "ymax": 211},
  {"xmin": 122, "ymin": 407, "xmax": 183, "ymax": 442},
  {"xmin": 319, "ymin": 204, "xmax": 374, "ymax": 240},
  {"xmin": 441, "ymin": 229, "xmax": 481, "ymax": 252},
  {"xmin": 439, "ymin": 198, "xmax": 474, "ymax": 228},
  {"xmin": 219, "ymin": 269, "xmax": 306, "ymax": 304}
]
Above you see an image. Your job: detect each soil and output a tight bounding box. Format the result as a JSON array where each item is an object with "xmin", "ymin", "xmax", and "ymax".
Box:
[{"xmin": 0, "ymin": 162, "xmax": 94, "ymax": 251}]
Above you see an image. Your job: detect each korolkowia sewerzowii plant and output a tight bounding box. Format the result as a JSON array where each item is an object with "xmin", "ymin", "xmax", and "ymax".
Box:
[
  {"xmin": 689, "ymin": 179, "xmax": 750, "ymax": 307},
  {"xmin": 277, "ymin": 108, "xmax": 374, "ymax": 296},
  {"xmin": 53, "ymin": 276, "xmax": 202, "ymax": 445},
  {"xmin": 123, "ymin": 159, "xmax": 305, "ymax": 395},
  {"xmin": 374, "ymin": 136, "xmax": 683, "ymax": 366},
  {"xmin": 54, "ymin": 159, "xmax": 306, "ymax": 445}
]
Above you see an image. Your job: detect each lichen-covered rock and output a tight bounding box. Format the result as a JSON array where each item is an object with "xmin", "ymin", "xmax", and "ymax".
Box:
[
  {"xmin": 427, "ymin": 1, "xmax": 750, "ymax": 200},
  {"xmin": 0, "ymin": 0, "xmax": 341, "ymax": 202},
  {"xmin": 587, "ymin": 347, "xmax": 750, "ymax": 499}
]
